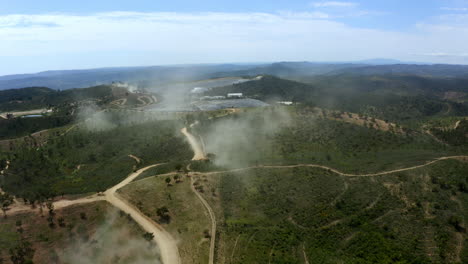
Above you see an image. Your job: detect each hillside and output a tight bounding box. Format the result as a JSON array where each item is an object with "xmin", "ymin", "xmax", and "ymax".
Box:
[
  {"xmin": 207, "ymin": 75, "xmax": 468, "ymax": 123},
  {"xmin": 330, "ymin": 64, "xmax": 468, "ymax": 77},
  {"xmin": 0, "ymin": 64, "xmax": 255, "ymax": 90},
  {"xmin": 3, "ymin": 62, "xmax": 468, "ymax": 91},
  {"xmin": 205, "ymin": 75, "xmax": 317, "ymax": 101},
  {"xmin": 0, "ymin": 85, "xmax": 114, "ymax": 112},
  {"xmin": 0, "ymin": 69, "xmax": 467, "ymax": 264}
]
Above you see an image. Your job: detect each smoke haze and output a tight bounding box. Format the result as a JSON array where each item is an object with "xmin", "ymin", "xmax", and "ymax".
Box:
[
  {"xmin": 200, "ymin": 107, "xmax": 292, "ymax": 168},
  {"xmin": 59, "ymin": 209, "xmax": 161, "ymax": 264}
]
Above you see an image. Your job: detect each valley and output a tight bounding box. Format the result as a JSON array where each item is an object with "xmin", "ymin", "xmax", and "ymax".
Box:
[{"xmin": 0, "ymin": 63, "xmax": 467, "ymax": 264}]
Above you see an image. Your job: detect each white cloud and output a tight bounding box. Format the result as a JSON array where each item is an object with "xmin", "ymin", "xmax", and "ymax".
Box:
[
  {"xmin": 417, "ymin": 52, "xmax": 468, "ymax": 57},
  {"xmin": 441, "ymin": 7, "xmax": 468, "ymax": 11},
  {"xmin": 311, "ymin": 1, "xmax": 358, "ymax": 8},
  {"xmin": 0, "ymin": 11, "xmax": 468, "ymax": 74}
]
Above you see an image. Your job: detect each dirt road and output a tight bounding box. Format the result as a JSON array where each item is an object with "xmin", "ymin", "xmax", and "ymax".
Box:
[
  {"xmin": 199, "ymin": 156, "xmax": 468, "ymax": 177},
  {"xmin": 7, "ymin": 195, "xmax": 106, "ymax": 215},
  {"xmin": 6, "ymin": 164, "xmax": 180, "ymax": 264},
  {"xmin": 128, "ymin": 154, "xmax": 141, "ymax": 164},
  {"xmin": 181, "ymin": 127, "xmax": 206, "ymax": 160},
  {"xmin": 190, "ymin": 177, "xmax": 216, "ymax": 264},
  {"xmin": 105, "ymin": 164, "xmax": 181, "ymax": 264}
]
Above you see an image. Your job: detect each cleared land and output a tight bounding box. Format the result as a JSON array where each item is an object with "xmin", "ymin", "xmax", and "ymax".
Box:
[{"xmin": 0, "ymin": 201, "xmax": 161, "ymax": 264}]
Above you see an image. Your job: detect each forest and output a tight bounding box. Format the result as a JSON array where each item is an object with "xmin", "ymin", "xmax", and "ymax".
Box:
[{"xmin": 1, "ymin": 118, "xmax": 191, "ymax": 201}]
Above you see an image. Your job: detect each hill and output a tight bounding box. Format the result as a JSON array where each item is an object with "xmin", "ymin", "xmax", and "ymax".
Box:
[
  {"xmin": 207, "ymin": 75, "xmax": 468, "ymax": 123},
  {"xmin": 0, "ymin": 64, "xmax": 256, "ymax": 90},
  {"xmin": 3, "ymin": 62, "xmax": 468, "ymax": 91},
  {"xmin": 330, "ymin": 64, "xmax": 468, "ymax": 78},
  {"xmin": 0, "ymin": 85, "xmax": 114, "ymax": 112}
]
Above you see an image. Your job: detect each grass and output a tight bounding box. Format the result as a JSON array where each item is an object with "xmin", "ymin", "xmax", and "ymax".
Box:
[{"xmin": 120, "ymin": 174, "xmax": 211, "ymax": 264}]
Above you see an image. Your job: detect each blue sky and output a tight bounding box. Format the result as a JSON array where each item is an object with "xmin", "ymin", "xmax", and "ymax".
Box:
[{"xmin": 0, "ymin": 0, "xmax": 468, "ymax": 75}]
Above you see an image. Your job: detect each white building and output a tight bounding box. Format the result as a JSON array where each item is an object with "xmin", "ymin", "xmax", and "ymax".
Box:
[
  {"xmin": 191, "ymin": 87, "xmax": 209, "ymax": 94},
  {"xmin": 227, "ymin": 93, "xmax": 243, "ymax": 98},
  {"xmin": 201, "ymin": 96, "xmax": 226, "ymax": 100}
]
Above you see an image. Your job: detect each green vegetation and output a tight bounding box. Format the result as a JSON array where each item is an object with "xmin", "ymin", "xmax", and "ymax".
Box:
[
  {"xmin": 1, "ymin": 72, "xmax": 466, "ymax": 263},
  {"xmin": 120, "ymin": 175, "xmax": 211, "ymax": 264},
  {"xmin": 431, "ymin": 119, "xmax": 468, "ymax": 146},
  {"xmin": 193, "ymin": 106, "xmax": 462, "ymax": 174},
  {"xmin": 0, "ymin": 115, "xmax": 73, "ymax": 140},
  {"xmin": 208, "ymin": 75, "xmax": 468, "ymax": 124},
  {"xmin": 0, "ymin": 85, "xmax": 114, "ymax": 112},
  {"xmin": 136, "ymin": 161, "xmax": 190, "ymax": 181},
  {"xmin": 1, "ymin": 118, "xmax": 191, "ymax": 200},
  {"xmin": 194, "ymin": 159, "xmax": 468, "ymax": 263},
  {"xmin": 206, "ymin": 75, "xmax": 317, "ymax": 102}
]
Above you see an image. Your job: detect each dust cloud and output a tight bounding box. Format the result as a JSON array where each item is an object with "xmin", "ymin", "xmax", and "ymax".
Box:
[
  {"xmin": 59, "ymin": 209, "xmax": 161, "ymax": 264},
  {"xmin": 78, "ymin": 104, "xmax": 116, "ymax": 132},
  {"xmin": 112, "ymin": 82, "xmax": 138, "ymax": 93},
  {"xmin": 199, "ymin": 107, "xmax": 292, "ymax": 168}
]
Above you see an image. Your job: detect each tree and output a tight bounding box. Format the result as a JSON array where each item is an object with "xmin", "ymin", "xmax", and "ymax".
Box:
[
  {"xmin": 9, "ymin": 240, "xmax": 35, "ymax": 264},
  {"xmin": 136, "ymin": 201, "xmax": 143, "ymax": 209},
  {"xmin": 58, "ymin": 217, "xmax": 65, "ymax": 227},
  {"xmin": 206, "ymin": 153, "xmax": 216, "ymax": 161},
  {"xmin": 46, "ymin": 201, "xmax": 55, "ymax": 217},
  {"xmin": 80, "ymin": 212, "xmax": 87, "ymax": 220},
  {"xmin": 143, "ymin": 232, "xmax": 154, "ymax": 242},
  {"xmin": 174, "ymin": 164, "xmax": 183, "ymax": 172},
  {"xmin": 15, "ymin": 220, "xmax": 24, "ymax": 234},
  {"xmin": 165, "ymin": 177, "xmax": 171, "ymax": 185},
  {"xmin": 174, "ymin": 174, "xmax": 181, "ymax": 183},
  {"xmin": 0, "ymin": 193, "xmax": 13, "ymax": 218},
  {"xmin": 156, "ymin": 206, "xmax": 171, "ymax": 224}
]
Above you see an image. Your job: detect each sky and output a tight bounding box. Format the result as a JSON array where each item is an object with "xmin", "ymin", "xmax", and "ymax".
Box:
[{"xmin": 1, "ymin": 0, "xmax": 468, "ymax": 75}]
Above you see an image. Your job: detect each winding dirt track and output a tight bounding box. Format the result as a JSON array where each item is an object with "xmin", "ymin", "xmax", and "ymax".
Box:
[
  {"xmin": 190, "ymin": 177, "xmax": 216, "ymax": 264},
  {"xmin": 181, "ymin": 127, "xmax": 206, "ymax": 160},
  {"xmin": 3, "ymin": 123, "xmax": 467, "ymax": 264},
  {"xmin": 105, "ymin": 164, "xmax": 181, "ymax": 264},
  {"xmin": 7, "ymin": 163, "xmax": 181, "ymax": 264},
  {"xmin": 180, "ymin": 124, "xmax": 468, "ymax": 264},
  {"xmin": 197, "ymin": 156, "xmax": 468, "ymax": 177}
]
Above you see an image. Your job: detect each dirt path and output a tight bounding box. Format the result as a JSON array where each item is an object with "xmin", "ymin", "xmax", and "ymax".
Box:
[
  {"xmin": 7, "ymin": 195, "xmax": 106, "ymax": 215},
  {"xmin": 230, "ymin": 235, "xmax": 241, "ymax": 263},
  {"xmin": 190, "ymin": 177, "xmax": 216, "ymax": 264},
  {"xmin": 137, "ymin": 95, "xmax": 156, "ymax": 106},
  {"xmin": 198, "ymin": 156, "xmax": 468, "ymax": 177},
  {"xmin": 61, "ymin": 124, "xmax": 77, "ymax": 136},
  {"xmin": 52, "ymin": 195, "xmax": 106, "ymax": 210},
  {"xmin": 450, "ymin": 196, "xmax": 464, "ymax": 262},
  {"xmin": 302, "ymin": 243, "xmax": 310, "ymax": 264},
  {"xmin": 110, "ymin": 98, "xmax": 127, "ymax": 106},
  {"xmin": 6, "ymin": 164, "xmax": 180, "ymax": 264},
  {"xmin": 105, "ymin": 164, "xmax": 181, "ymax": 264},
  {"xmin": 425, "ymin": 129, "xmax": 448, "ymax": 145},
  {"xmin": 181, "ymin": 127, "xmax": 206, "ymax": 160},
  {"xmin": 128, "ymin": 154, "xmax": 141, "ymax": 164},
  {"xmin": 444, "ymin": 102, "xmax": 453, "ymax": 115}
]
